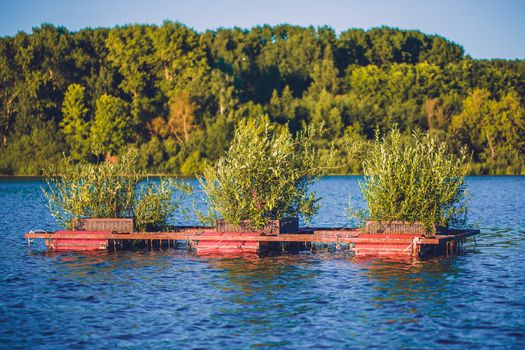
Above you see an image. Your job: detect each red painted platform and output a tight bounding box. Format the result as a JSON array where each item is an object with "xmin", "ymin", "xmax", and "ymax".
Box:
[
  {"xmin": 25, "ymin": 227, "xmax": 479, "ymax": 259},
  {"xmin": 45, "ymin": 230, "xmax": 109, "ymax": 251},
  {"xmin": 351, "ymin": 233, "xmax": 423, "ymax": 256},
  {"xmin": 195, "ymin": 231, "xmax": 279, "ymax": 256}
]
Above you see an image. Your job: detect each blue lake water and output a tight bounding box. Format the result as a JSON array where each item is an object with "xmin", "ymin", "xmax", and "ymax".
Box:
[{"xmin": 0, "ymin": 176, "xmax": 524, "ymax": 349}]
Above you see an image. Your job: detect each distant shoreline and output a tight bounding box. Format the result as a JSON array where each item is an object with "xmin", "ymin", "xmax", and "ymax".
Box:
[{"xmin": 2, "ymin": 24, "xmax": 523, "ymax": 177}]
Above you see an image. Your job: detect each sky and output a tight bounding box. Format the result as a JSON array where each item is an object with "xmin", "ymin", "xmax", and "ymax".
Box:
[{"xmin": 1, "ymin": 0, "xmax": 524, "ymax": 59}]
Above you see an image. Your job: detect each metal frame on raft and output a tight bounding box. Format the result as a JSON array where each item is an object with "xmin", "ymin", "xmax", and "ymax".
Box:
[{"xmin": 24, "ymin": 227, "xmax": 479, "ymax": 259}]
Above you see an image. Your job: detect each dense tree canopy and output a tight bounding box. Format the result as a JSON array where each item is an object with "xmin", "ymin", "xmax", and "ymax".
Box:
[{"xmin": 0, "ymin": 22, "xmax": 523, "ymax": 175}]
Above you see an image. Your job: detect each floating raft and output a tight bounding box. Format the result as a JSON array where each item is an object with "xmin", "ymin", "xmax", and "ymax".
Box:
[{"xmin": 24, "ymin": 227, "xmax": 479, "ymax": 259}]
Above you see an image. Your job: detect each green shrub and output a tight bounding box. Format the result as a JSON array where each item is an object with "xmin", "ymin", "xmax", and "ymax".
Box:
[
  {"xmin": 199, "ymin": 116, "xmax": 325, "ymax": 228},
  {"xmin": 351, "ymin": 127, "xmax": 470, "ymax": 232},
  {"xmin": 180, "ymin": 151, "xmax": 207, "ymax": 175},
  {"xmin": 133, "ymin": 178, "xmax": 191, "ymax": 231},
  {"xmin": 42, "ymin": 149, "xmax": 190, "ymax": 230}
]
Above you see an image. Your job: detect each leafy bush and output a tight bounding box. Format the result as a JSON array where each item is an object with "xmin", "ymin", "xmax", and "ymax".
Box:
[
  {"xmin": 43, "ymin": 149, "xmax": 190, "ymax": 230},
  {"xmin": 351, "ymin": 127, "xmax": 470, "ymax": 232},
  {"xmin": 199, "ymin": 117, "xmax": 325, "ymax": 228},
  {"xmin": 133, "ymin": 178, "xmax": 191, "ymax": 231}
]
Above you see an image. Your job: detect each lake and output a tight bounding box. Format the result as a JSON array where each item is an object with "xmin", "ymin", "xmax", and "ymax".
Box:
[{"xmin": 0, "ymin": 176, "xmax": 524, "ymax": 349}]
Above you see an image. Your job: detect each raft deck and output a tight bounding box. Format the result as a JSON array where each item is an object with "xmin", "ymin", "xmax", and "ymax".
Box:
[{"xmin": 24, "ymin": 227, "xmax": 479, "ymax": 258}]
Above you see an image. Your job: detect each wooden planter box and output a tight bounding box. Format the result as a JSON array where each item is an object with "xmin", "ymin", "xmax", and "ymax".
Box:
[
  {"xmin": 215, "ymin": 217, "xmax": 299, "ymax": 235},
  {"xmin": 46, "ymin": 218, "xmax": 135, "ymax": 251},
  {"xmin": 197, "ymin": 218, "xmax": 299, "ymax": 256},
  {"xmin": 73, "ymin": 218, "xmax": 134, "ymax": 233},
  {"xmin": 364, "ymin": 220, "xmax": 446, "ymax": 236}
]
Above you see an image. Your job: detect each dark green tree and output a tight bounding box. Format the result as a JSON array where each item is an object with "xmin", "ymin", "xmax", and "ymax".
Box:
[
  {"xmin": 91, "ymin": 94, "xmax": 133, "ymax": 155},
  {"xmin": 60, "ymin": 84, "xmax": 90, "ymax": 159}
]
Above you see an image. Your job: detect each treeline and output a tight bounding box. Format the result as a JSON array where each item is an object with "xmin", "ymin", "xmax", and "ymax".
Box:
[{"xmin": 0, "ymin": 22, "xmax": 524, "ymax": 175}]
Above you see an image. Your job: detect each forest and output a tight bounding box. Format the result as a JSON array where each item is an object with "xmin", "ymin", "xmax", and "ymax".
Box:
[{"xmin": 0, "ymin": 22, "xmax": 524, "ymax": 175}]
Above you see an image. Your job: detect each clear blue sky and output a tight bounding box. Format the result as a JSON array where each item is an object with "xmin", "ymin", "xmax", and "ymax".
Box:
[{"xmin": 1, "ymin": 0, "xmax": 524, "ymax": 59}]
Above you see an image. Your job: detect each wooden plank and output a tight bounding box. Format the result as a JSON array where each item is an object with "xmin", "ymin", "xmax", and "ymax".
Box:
[
  {"xmin": 51, "ymin": 242, "xmax": 108, "ymax": 247},
  {"xmin": 419, "ymin": 230, "xmax": 479, "ymax": 244},
  {"xmin": 354, "ymin": 247, "xmax": 410, "ymax": 252},
  {"xmin": 24, "ymin": 233, "xmax": 419, "ymax": 244}
]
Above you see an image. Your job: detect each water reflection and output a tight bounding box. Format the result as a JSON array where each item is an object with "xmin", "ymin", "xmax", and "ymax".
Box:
[
  {"xmin": 365, "ymin": 258, "xmax": 455, "ymax": 298},
  {"xmin": 36, "ymin": 249, "xmax": 197, "ymax": 283},
  {"xmin": 205, "ymin": 255, "xmax": 317, "ymax": 298}
]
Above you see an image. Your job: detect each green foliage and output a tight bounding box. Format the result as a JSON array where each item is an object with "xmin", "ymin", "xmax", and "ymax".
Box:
[
  {"xmin": 152, "ymin": 21, "xmax": 210, "ymax": 95},
  {"xmin": 60, "ymin": 84, "xmax": 90, "ymax": 160},
  {"xmin": 0, "ymin": 123, "xmax": 65, "ymax": 175},
  {"xmin": 105, "ymin": 24, "xmax": 156, "ymax": 124},
  {"xmin": 180, "ymin": 151, "xmax": 206, "ymax": 175},
  {"xmin": 1, "ymin": 24, "xmax": 524, "ymax": 175},
  {"xmin": 42, "ymin": 149, "xmax": 190, "ymax": 230},
  {"xmin": 199, "ymin": 116, "xmax": 325, "ymax": 227},
  {"xmin": 43, "ymin": 150, "xmax": 140, "ymax": 227},
  {"xmin": 309, "ymin": 46, "xmax": 340, "ymax": 94},
  {"xmin": 452, "ymin": 89, "xmax": 525, "ymax": 174},
  {"xmin": 91, "ymin": 93, "xmax": 133, "ymax": 155},
  {"xmin": 352, "ymin": 127, "xmax": 470, "ymax": 233},
  {"xmin": 133, "ymin": 178, "xmax": 192, "ymax": 231}
]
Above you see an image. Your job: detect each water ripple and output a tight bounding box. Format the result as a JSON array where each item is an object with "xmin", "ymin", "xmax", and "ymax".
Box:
[{"xmin": 0, "ymin": 176, "xmax": 524, "ymax": 349}]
